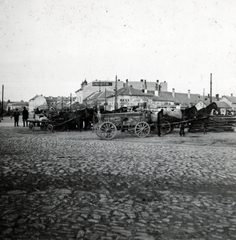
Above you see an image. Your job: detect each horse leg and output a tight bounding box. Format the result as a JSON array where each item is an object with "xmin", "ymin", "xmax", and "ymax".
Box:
[
  {"xmin": 157, "ymin": 110, "xmax": 163, "ymax": 137},
  {"xmin": 179, "ymin": 123, "xmax": 185, "ymax": 136},
  {"xmin": 203, "ymin": 119, "xmax": 207, "ymax": 134}
]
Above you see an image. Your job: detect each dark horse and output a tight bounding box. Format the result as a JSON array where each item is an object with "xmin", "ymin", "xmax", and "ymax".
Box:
[
  {"xmin": 179, "ymin": 106, "xmax": 197, "ymax": 136},
  {"xmin": 62, "ymin": 107, "xmax": 96, "ymax": 131},
  {"xmin": 158, "ymin": 106, "xmax": 197, "ymax": 136},
  {"xmin": 195, "ymin": 102, "xmax": 219, "ymax": 133}
]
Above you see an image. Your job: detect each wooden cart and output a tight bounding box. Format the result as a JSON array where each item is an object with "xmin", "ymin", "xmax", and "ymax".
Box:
[{"xmin": 93, "ymin": 111, "xmax": 171, "ymax": 140}]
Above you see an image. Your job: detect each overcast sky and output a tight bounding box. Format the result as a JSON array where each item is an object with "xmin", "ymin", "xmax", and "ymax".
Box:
[{"xmin": 1, "ymin": 0, "xmax": 236, "ymax": 101}]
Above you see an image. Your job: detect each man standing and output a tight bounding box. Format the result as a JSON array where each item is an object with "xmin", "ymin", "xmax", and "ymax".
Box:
[
  {"xmin": 22, "ymin": 107, "xmax": 29, "ymax": 127},
  {"xmin": 11, "ymin": 108, "xmax": 20, "ymax": 127}
]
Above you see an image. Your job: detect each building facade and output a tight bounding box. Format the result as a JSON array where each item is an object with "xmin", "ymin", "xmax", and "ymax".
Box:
[{"xmin": 75, "ymin": 79, "xmax": 167, "ymax": 103}]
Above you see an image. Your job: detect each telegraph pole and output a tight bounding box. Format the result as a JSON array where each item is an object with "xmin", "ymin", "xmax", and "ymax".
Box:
[
  {"xmin": 105, "ymin": 88, "xmax": 107, "ymax": 111},
  {"xmin": 70, "ymin": 93, "xmax": 72, "ymax": 111},
  {"xmin": 1, "ymin": 85, "xmax": 4, "ymax": 120},
  {"xmin": 210, "ymin": 73, "xmax": 212, "ymax": 103},
  {"xmin": 114, "ymin": 75, "xmax": 118, "ymax": 110}
]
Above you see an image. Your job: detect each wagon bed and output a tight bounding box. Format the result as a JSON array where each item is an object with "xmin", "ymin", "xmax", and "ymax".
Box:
[
  {"xmin": 93, "ymin": 111, "xmax": 171, "ymax": 140},
  {"xmin": 93, "ymin": 111, "xmax": 152, "ymax": 140}
]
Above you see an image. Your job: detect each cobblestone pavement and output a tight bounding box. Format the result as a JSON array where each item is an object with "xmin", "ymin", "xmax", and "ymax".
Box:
[{"xmin": 1, "ymin": 125, "xmax": 236, "ymax": 240}]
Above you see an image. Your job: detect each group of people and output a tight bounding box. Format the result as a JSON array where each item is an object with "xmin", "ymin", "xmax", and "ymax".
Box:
[{"xmin": 11, "ymin": 107, "xmax": 29, "ymax": 127}]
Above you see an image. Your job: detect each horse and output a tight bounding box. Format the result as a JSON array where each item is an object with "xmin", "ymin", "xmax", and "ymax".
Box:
[
  {"xmin": 61, "ymin": 107, "xmax": 96, "ymax": 131},
  {"xmin": 195, "ymin": 102, "xmax": 219, "ymax": 134},
  {"xmin": 179, "ymin": 106, "xmax": 197, "ymax": 136},
  {"xmin": 158, "ymin": 106, "xmax": 197, "ymax": 136}
]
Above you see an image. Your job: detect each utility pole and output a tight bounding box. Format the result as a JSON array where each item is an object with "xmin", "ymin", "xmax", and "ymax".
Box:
[
  {"xmin": 105, "ymin": 88, "xmax": 107, "ymax": 111},
  {"xmin": 210, "ymin": 73, "xmax": 212, "ymax": 103},
  {"xmin": 1, "ymin": 85, "xmax": 4, "ymax": 120},
  {"xmin": 114, "ymin": 75, "xmax": 118, "ymax": 110},
  {"xmin": 70, "ymin": 93, "xmax": 72, "ymax": 111}
]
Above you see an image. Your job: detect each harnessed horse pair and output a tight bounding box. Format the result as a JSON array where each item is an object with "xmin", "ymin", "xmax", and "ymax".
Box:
[{"xmin": 157, "ymin": 102, "xmax": 219, "ymax": 136}]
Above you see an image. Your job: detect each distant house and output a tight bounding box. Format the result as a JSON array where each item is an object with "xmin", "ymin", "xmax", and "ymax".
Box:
[
  {"xmin": 215, "ymin": 101, "xmax": 232, "ymax": 115},
  {"xmin": 220, "ymin": 95, "xmax": 236, "ymax": 111},
  {"xmin": 106, "ymin": 86, "xmax": 153, "ymax": 110},
  {"xmin": 29, "ymin": 95, "xmax": 75, "ymax": 114},
  {"xmin": 6, "ymin": 101, "xmax": 28, "ymax": 112},
  {"xmin": 152, "ymin": 88, "xmax": 210, "ymax": 110},
  {"xmin": 46, "ymin": 96, "xmax": 75, "ymax": 111},
  {"xmin": 28, "ymin": 95, "xmax": 48, "ymax": 113}
]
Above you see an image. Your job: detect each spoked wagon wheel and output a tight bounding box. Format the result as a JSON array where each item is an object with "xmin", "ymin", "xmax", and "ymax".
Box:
[
  {"xmin": 135, "ymin": 121, "xmax": 150, "ymax": 138},
  {"xmin": 28, "ymin": 122, "xmax": 34, "ymax": 131},
  {"xmin": 161, "ymin": 121, "xmax": 171, "ymax": 135},
  {"xmin": 98, "ymin": 121, "xmax": 117, "ymax": 140},
  {"xmin": 94, "ymin": 123, "xmax": 103, "ymax": 138},
  {"xmin": 47, "ymin": 124, "xmax": 54, "ymax": 132}
]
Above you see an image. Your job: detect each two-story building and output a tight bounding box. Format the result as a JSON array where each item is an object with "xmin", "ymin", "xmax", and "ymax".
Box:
[{"xmin": 75, "ymin": 79, "xmax": 167, "ymax": 103}]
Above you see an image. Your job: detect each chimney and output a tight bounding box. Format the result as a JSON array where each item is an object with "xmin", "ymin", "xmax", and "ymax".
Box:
[
  {"xmin": 216, "ymin": 94, "xmax": 219, "ymax": 101},
  {"xmin": 155, "ymin": 80, "xmax": 159, "ymax": 96},
  {"xmin": 140, "ymin": 79, "xmax": 144, "ymax": 92},
  {"xmin": 231, "ymin": 93, "xmax": 233, "ymax": 97},
  {"xmin": 188, "ymin": 90, "xmax": 190, "ymax": 99},
  {"xmin": 172, "ymin": 88, "xmax": 175, "ymax": 98},
  {"xmin": 126, "ymin": 79, "xmax": 129, "ymax": 87},
  {"xmin": 144, "ymin": 80, "xmax": 147, "ymax": 93}
]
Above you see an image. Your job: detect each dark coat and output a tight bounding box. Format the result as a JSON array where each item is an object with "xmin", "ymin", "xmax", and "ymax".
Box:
[
  {"xmin": 12, "ymin": 111, "xmax": 20, "ymax": 120},
  {"xmin": 22, "ymin": 109, "xmax": 29, "ymax": 119}
]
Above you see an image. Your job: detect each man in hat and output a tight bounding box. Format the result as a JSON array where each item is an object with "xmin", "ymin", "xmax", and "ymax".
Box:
[
  {"xmin": 11, "ymin": 108, "xmax": 20, "ymax": 127},
  {"xmin": 22, "ymin": 107, "xmax": 29, "ymax": 127}
]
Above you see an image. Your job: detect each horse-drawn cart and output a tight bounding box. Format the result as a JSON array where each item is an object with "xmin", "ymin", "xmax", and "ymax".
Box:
[
  {"xmin": 93, "ymin": 111, "xmax": 171, "ymax": 140},
  {"xmin": 26, "ymin": 113, "xmax": 80, "ymax": 132},
  {"xmin": 27, "ymin": 117, "xmax": 67, "ymax": 132}
]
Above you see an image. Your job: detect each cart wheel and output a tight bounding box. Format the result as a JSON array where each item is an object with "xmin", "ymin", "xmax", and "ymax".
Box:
[
  {"xmin": 29, "ymin": 122, "xmax": 34, "ymax": 131},
  {"xmin": 135, "ymin": 121, "xmax": 150, "ymax": 138},
  {"xmin": 161, "ymin": 121, "xmax": 171, "ymax": 135},
  {"xmin": 47, "ymin": 124, "xmax": 54, "ymax": 132},
  {"xmin": 98, "ymin": 121, "xmax": 117, "ymax": 140},
  {"xmin": 93, "ymin": 123, "xmax": 103, "ymax": 138}
]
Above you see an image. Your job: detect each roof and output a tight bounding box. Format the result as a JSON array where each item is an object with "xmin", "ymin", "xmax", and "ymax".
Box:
[
  {"xmin": 108, "ymin": 86, "xmax": 153, "ymax": 97},
  {"xmin": 29, "ymin": 95, "xmax": 46, "ymax": 101},
  {"xmin": 152, "ymin": 91, "xmax": 211, "ymax": 106},
  {"xmin": 222, "ymin": 95, "xmax": 236, "ymax": 104},
  {"xmin": 12, "ymin": 101, "xmax": 28, "ymax": 107},
  {"xmin": 84, "ymin": 90, "xmax": 114, "ymax": 101},
  {"xmin": 215, "ymin": 101, "xmax": 231, "ymax": 109}
]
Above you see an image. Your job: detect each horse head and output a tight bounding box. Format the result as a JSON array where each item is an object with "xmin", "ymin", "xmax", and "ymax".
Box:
[{"xmin": 204, "ymin": 102, "xmax": 219, "ymax": 115}]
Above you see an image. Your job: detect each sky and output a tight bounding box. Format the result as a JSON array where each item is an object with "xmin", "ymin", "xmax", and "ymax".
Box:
[{"xmin": 1, "ymin": 0, "xmax": 236, "ymax": 101}]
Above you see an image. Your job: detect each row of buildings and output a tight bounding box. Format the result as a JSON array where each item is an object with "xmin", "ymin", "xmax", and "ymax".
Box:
[
  {"xmin": 75, "ymin": 79, "xmax": 236, "ymax": 115},
  {"xmin": 5, "ymin": 79, "xmax": 236, "ymax": 115}
]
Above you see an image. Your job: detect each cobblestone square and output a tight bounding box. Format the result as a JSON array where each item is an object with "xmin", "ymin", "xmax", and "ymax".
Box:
[{"xmin": 1, "ymin": 123, "xmax": 236, "ymax": 239}]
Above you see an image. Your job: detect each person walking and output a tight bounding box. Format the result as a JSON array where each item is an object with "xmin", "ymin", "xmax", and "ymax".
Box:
[
  {"xmin": 22, "ymin": 107, "xmax": 29, "ymax": 127},
  {"xmin": 11, "ymin": 108, "xmax": 20, "ymax": 127}
]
